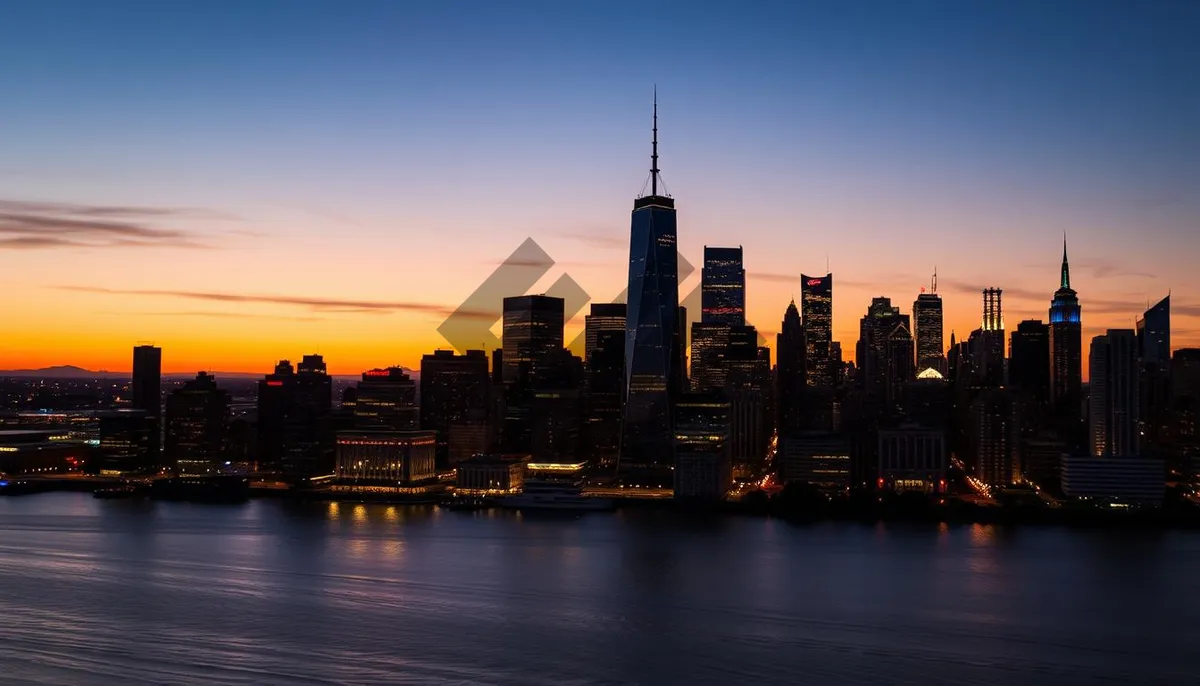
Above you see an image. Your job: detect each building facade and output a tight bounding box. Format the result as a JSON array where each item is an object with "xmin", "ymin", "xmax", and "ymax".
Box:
[
  {"xmin": 801, "ymin": 273, "xmax": 833, "ymax": 387},
  {"xmin": 419, "ymin": 350, "xmax": 491, "ymax": 465},
  {"xmin": 1089, "ymin": 329, "xmax": 1140, "ymax": 457},
  {"xmin": 164, "ymin": 371, "xmax": 230, "ymax": 476}
]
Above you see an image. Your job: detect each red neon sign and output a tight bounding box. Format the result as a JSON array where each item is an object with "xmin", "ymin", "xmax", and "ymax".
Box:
[
  {"xmin": 806, "ymin": 279, "xmax": 823, "ymax": 286},
  {"xmin": 364, "ymin": 369, "xmax": 392, "ymax": 377},
  {"xmin": 266, "ymin": 380, "xmax": 283, "ymax": 386}
]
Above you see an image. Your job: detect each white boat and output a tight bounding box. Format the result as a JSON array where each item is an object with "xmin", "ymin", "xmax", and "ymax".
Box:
[{"xmin": 497, "ymin": 474, "xmax": 614, "ymax": 512}]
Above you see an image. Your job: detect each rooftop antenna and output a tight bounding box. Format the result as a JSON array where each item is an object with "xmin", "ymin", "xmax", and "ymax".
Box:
[
  {"xmin": 932, "ymin": 266, "xmax": 938, "ymax": 294},
  {"xmin": 651, "ymin": 86, "xmax": 659, "ymax": 196}
]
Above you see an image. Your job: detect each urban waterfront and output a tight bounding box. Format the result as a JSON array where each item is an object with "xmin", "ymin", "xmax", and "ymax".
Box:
[{"xmin": 0, "ymin": 494, "xmax": 1197, "ymax": 685}]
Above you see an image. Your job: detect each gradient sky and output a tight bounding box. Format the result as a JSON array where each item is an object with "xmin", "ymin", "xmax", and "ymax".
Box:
[{"xmin": 2, "ymin": 0, "xmax": 1198, "ymax": 375}]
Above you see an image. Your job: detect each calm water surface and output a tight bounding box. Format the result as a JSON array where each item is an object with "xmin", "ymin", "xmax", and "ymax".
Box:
[{"xmin": 0, "ymin": 494, "xmax": 1197, "ymax": 685}]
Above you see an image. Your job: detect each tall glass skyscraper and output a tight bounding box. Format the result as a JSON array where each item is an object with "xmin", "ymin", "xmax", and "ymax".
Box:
[
  {"xmin": 622, "ymin": 95, "xmax": 680, "ymax": 479},
  {"xmin": 701, "ymin": 246, "xmax": 745, "ymax": 326},
  {"xmin": 501, "ymin": 294, "xmax": 565, "ymax": 386},
  {"xmin": 913, "ymin": 276, "xmax": 944, "ymax": 375},
  {"xmin": 1050, "ymin": 240, "xmax": 1083, "ymax": 416},
  {"xmin": 801, "ymin": 273, "xmax": 833, "ymax": 386}
]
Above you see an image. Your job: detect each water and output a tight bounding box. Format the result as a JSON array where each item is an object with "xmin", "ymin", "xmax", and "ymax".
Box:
[{"xmin": 0, "ymin": 494, "xmax": 1196, "ymax": 685}]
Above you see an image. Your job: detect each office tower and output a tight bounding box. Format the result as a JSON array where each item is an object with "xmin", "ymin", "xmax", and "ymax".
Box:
[
  {"xmin": 584, "ymin": 329, "xmax": 625, "ymax": 468},
  {"xmin": 690, "ymin": 322, "xmax": 730, "ymax": 392},
  {"xmin": 701, "ymin": 246, "xmax": 745, "ymax": 326},
  {"xmin": 502, "ymin": 295, "xmax": 565, "ymax": 386},
  {"xmin": 621, "ymin": 94, "xmax": 681, "ymax": 481},
  {"xmin": 420, "ymin": 350, "xmax": 490, "ymax": 465},
  {"xmin": 913, "ymin": 274, "xmax": 944, "ymax": 375},
  {"xmin": 674, "ymin": 305, "xmax": 689, "ymax": 395},
  {"xmin": 257, "ymin": 355, "xmax": 333, "ymax": 483},
  {"xmin": 802, "ymin": 273, "xmax": 834, "ymax": 386},
  {"xmin": 857, "ymin": 297, "xmax": 908, "ymax": 399},
  {"xmin": 353, "ymin": 367, "xmax": 418, "ymax": 431},
  {"xmin": 1050, "ymin": 240, "xmax": 1083, "ymax": 418},
  {"xmin": 165, "ymin": 372, "xmax": 230, "ymax": 476},
  {"xmin": 1138, "ymin": 295, "xmax": 1171, "ymax": 449},
  {"xmin": 885, "ymin": 323, "xmax": 916, "ymax": 409},
  {"xmin": 971, "ymin": 388, "xmax": 1017, "ymax": 486},
  {"xmin": 584, "ymin": 303, "xmax": 626, "ymax": 364},
  {"xmin": 97, "ymin": 409, "xmax": 154, "ymax": 474},
  {"xmin": 779, "ymin": 432, "xmax": 851, "ymax": 491},
  {"xmin": 131, "ymin": 345, "xmax": 162, "ymax": 462},
  {"xmin": 1010, "ymin": 320, "xmax": 1050, "ymax": 401},
  {"xmin": 725, "ymin": 326, "xmax": 771, "ymax": 475},
  {"xmin": 673, "ymin": 392, "xmax": 732, "ymax": 501},
  {"xmin": 1089, "ymin": 330, "xmax": 1140, "ymax": 457},
  {"xmin": 504, "ymin": 348, "xmax": 583, "ymax": 461},
  {"xmin": 776, "ymin": 300, "xmax": 806, "ymax": 439},
  {"xmin": 980, "ymin": 288, "xmax": 1005, "ymax": 387}
]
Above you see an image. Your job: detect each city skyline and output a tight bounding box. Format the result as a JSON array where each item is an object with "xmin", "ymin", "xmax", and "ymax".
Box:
[{"xmin": 2, "ymin": 1, "xmax": 1198, "ymax": 374}]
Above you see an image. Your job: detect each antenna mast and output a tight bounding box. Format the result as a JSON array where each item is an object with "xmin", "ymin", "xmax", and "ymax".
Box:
[{"xmin": 651, "ymin": 86, "xmax": 659, "ymax": 196}]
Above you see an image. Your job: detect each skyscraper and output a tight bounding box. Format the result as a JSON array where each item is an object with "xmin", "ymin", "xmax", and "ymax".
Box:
[
  {"xmin": 502, "ymin": 295, "xmax": 565, "ymax": 385},
  {"xmin": 801, "ymin": 273, "xmax": 833, "ymax": 386},
  {"xmin": 584, "ymin": 303, "xmax": 626, "ymax": 364},
  {"xmin": 131, "ymin": 345, "xmax": 162, "ymax": 461},
  {"xmin": 621, "ymin": 94, "xmax": 681, "ymax": 480},
  {"xmin": 165, "ymin": 372, "xmax": 230, "ymax": 476},
  {"xmin": 980, "ymin": 288, "xmax": 1005, "ymax": 387},
  {"xmin": 1050, "ymin": 239, "xmax": 1083, "ymax": 420},
  {"xmin": 701, "ymin": 246, "xmax": 745, "ymax": 326},
  {"xmin": 913, "ymin": 273, "xmax": 944, "ymax": 375},
  {"xmin": 689, "ymin": 322, "xmax": 730, "ymax": 392},
  {"xmin": 257, "ymin": 355, "xmax": 334, "ymax": 483},
  {"xmin": 354, "ymin": 367, "xmax": 418, "ymax": 431},
  {"xmin": 1137, "ymin": 295, "xmax": 1171, "ymax": 449},
  {"xmin": 885, "ymin": 323, "xmax": 915, "ymax": 410},
  {"xmin": 419, "ymin": 350, "xmax": 490, "ymax": 465},
  {"xmin": 857, "ymin": 297, "xmax": 908, "ymax": 399},
  {"xmin": 775, "ymin": 300, "xmax": 806, "ymax": 439},
  {"xmin": 1009, "ymin": 320, "xmax": 1050, "ymax": 401},
  {"xmin": 584, "ymin": 328, "xmax": 625, "ymax": 468},
  {"xmin": 1090, "ymin": 330, "xmax": 1140, "ymax": 457}
]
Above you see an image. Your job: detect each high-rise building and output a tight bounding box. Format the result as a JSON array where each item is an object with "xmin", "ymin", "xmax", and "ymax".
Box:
[
  {"xmin": 1138, "ymin": 295, "xmax": 1171, "ymax": 450},
  {"xmin": 885, "ymin": 323, "xmax": 916, "ymax": 409},
  {"xmin": 913, "ymin": 274, "xmax": 944, "ymax": 375},
  {"xmin": 1089, "ymin": 330, "xmax": 1139, "ymax": 457},
  {"xmin": 257, "ymin": 355, "xmax": 334, "ymax": 483},
  {"xmin": 584, "ymin": 303, "xmax": 626, "ymax": 364},
  {"xmin": 165, "ymin": 372, "xmax": 230, "ymax": 476},
  {"xmin": 802, "ymin": 273, "xmax": 834, "ymax": 386},
  {"xmin": 502, "ymin": 295, "xmax": 565, "ymax": 386},
  {"xmin": 673, "ymin": 392, "xmax": 732, "ymax": 501},
  {"xmin": 979, "ymin": 288, "xmax": 1005, "ymax": 387},
  {"xmin": 584, "ymin": 329, "xmax": 624, "ymax": 468},
  {"xmin": 689, "ymin": 322, "xmax": 730, "ymax": 392},
  {"xmin": 701, "ymin": 246, "xmax": 745, "ymax": 326},
  {"xmin": 971, "ymin": 388, "xmax": 1017, "ymax": 486},
  {"xmin": 353, "ymin": 367, "xmax": 418, "ymax": 431},
  {"xmin": 621, "ymin": 95, "xmax": 681, "ymax": 481},
  {"xmin": 1010, "ymin": 320, "xmax": 1050, "ymax": 401},
  {"xmin": 420, "ymin": 350, "xmax": 491, "ymax": 465},
  {"xmin": 776, "ymin": 300, "xmax": 806, "ymax": 439},
  {"xmin": 97, "ymin": 409, "xmax": 154, "ymax": 474},
  {"xmin": 131, "ymin": 345, "xmax": 162, "ymax": 462},
  {"xmin": 1050, "ymin": 240, "xmax": 1083, "ymax": 419},
  {"xmin": 857, "ymin": 297, "xmax": 908, "ymax": 400}
]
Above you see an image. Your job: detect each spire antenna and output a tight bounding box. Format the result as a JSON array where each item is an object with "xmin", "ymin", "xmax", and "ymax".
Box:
[
  {"xmin": 1061, "ymin": 233, "xmax": 1071, "ymax": 290},
  {"xmin": 932, "ymin": 266, "xmax": 938, "ymax": 294},
  {"xmin": 651, "ymin": 86, "xmax": 659, "ymax": 196}
]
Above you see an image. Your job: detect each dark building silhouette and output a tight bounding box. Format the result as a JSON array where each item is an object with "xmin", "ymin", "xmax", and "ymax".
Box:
[
  {"xmin": 165, "ymin": 372, "xmax": 230, "ymax": 476},
  {"xmin": 97, "ymin": 409, "xmax": 154, "ymax": 474},
  {"xmin": 971, "ymin": 388, "xmax": 1018, "ymax": 486},
  {"xmin": 622, "ymin": 95, "xmax": 681, "ymax": 481},
  {"xmin": 776, "ymin": 299, "xmax": 806, "ymax": 439},
  {"xmin": 353, "ymin": 367, "xmax": 418, "ymax": 431},
  {"xmin": 885, "ymin": 322, "xmax": 916, "ymax": 410},
  {"xmin": 701, "ymin": 246, "xmax": 745, "ymax": 326},
  {"xmin": 979, "ymin": 288, "xmax": 1005, "ymax": 387},
  {"xmin": 1138, "ymin": 295, "xmax": 1171, "ymax": 451},
  {"xmin": 257, "ymin": 355, "xmax": 333, "ymax": 483},
  {"xmin": 502, "ymin": 295, "xmax": 565, "ymax": 386},
  {"xmin": 1089, "ymin": 329, "xmax": 1139, "ymax": 457},
  {"xmin": 419, "ymin": 350, "xmax": 490, "ymax": 465},
  {"xmin": 584, "ymin": 328, "xmax": 624, "ymax": 468},
  {"xmin": 131, "ymin": 345, "xmax": 162, "ymax": 463},
  {"xmin": 1010, "ymin": 320, "xmax": 1050, "ymax": 401},
  {"xmin": 689, "ymin": 321, "xmax": 730, "ymax": 392},
  {"xmin": 857, "ymin": 297, "xmax": 908, "ymax": 400},
  {"xmin": 802, "ymin": 273, "xmax": 834, "ymax": 386},
  {"xmin": 673, "ymin": 392, "xmax": 732, "ymax": 501},
  {"xmin": 725, "ymin": 327, "xmax": 771, "ymax": 476},
  {"xmin": 1050, "ymin": 240, "xmax": 1083, "ymax": 425},
  {"xmin": 913, "ymin": 274, "xmax": 944, "ymax": 375},
  {"xmin": 584, "ymin": 303, "xmax": 626, "ymax": 364}
]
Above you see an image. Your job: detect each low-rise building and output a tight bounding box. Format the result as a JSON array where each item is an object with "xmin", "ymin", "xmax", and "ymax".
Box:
[
  {"xmin": 1060, "ymin": 455, "xmax": 1164, "ymax": 505},
  {"xmin": 455, "ymin": 455, "xmax": 526, "ymax": 495},
  {"xmin": 335, "ymin": 431, "xmax": 437, "ymax": 492},
  {"xmin": 779, "ymin": 432, "xmax": 851, "ymax": 492},
  {"xmin": 878, "ymin": 426, "xmax": 946, "ymax": 493}
]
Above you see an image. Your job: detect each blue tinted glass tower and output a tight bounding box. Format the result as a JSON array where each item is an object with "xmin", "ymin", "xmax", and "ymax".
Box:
[
  {"xmin": 621, "ymin": 93, "xmax": 680, "ymax": 483},
  {"xmin": 1049, "ymin": 239, "xmax": 1082, "ymax": 419}
]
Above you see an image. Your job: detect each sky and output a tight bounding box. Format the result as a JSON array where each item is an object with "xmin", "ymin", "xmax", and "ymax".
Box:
[{"xmin": 1, "ymin": 0, "xmax": 1198, "ymax": 375}]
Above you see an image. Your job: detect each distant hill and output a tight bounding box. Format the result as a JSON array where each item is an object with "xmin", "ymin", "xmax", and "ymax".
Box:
[{"xmin": 0, "ymin": 365, "xmax": 127, "ymax": 379}]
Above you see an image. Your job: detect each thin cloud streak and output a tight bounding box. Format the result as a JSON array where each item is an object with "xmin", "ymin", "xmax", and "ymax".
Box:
[
  {"xmin": 103, "ymin": 311, "xmax": 325, "ymax": 322},
  {"xmin": 557, "ymin": 232, "xmax": 626, "ymax": 250},
  {"xmin": 57, "ymin": 285, "xmax": 495, "ymax": 320},
  {"xmin": 0, "ymin": 198, "xmax": 230, "ymax": 250}
]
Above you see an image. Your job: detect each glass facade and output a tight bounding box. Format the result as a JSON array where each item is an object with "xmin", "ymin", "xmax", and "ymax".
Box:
[
  {"xmin": 913, "ymin": 292, "xmax": 943, "ymax": 374},
  {"xmin": 502, "ymin": 295, "xmax": 565, "ymax": 386},
  {"xmin": 701, "ymin": 246, "xmax": 745, "ymax": 326},
  {"xmin": 801, "ymin": 273, "xmax": 833, "ymax": 387},
  {"xmin": 622, "ymin": 195, "xmax": 679, "ymax": 472}
]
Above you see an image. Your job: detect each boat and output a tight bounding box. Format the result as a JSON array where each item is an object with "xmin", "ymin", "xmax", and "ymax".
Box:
[
  {"xmin": 439, "ymin": 497, "xmax": 495, "ymax": 511},
  {"xmin": 497, "ymin": 466, "xmax": 614, "ymax": 512},
  {"xmin": 149, "ymin": 475, "xmax": 250, "ymax": 503}
]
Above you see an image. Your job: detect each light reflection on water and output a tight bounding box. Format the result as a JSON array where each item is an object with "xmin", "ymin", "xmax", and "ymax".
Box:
[{"xmin": 0, "ymin": 494, "xmax": 1196, "ymax": 686}]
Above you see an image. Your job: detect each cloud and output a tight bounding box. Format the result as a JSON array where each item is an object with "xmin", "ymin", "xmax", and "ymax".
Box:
[
  {"xmin": 0, "ymin": 198, "xmax": 227, "ymax": 250},
  {"xmin": 748, "ymin": 272, "xmax": 797, "ymax": 283},
  {"xmin": 56, "ymin": 285, "xmax": 495, "ymax": 319},
  {"xmin": 106, "ymin": 311, "xmax": 324, "ymax": 322},
  {"xmin": 935, "ymin": 278, "xmax": 1047, "ymax": 302}
]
